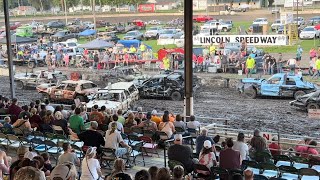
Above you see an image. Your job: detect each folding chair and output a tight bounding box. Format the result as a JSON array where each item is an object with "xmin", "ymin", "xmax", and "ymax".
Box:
[
  {"xmin": 175, "ymin": 127, "xmax": 185, "ymax": 135},
  {"xmin": 278, "ymin": 165, "xmax": 298, "ymax": 179},
  {"xmin": 211, "ymin": 166, "xmax": 229, "ymax": 180},
  {"xmin": 127, "ymin": 134, "xmax": 142, "ymax": 147},
  {"xmin": 0, "ymin": 133, "xmax": 8, "ymax": 150},
  {"xmin": 273, "ymin": 154, "xmax": 293, "ymax": 167},
  {"xmin": 142, "ymin": 129, "xmax": 154, "ymax": 138},
  {"xmin": 7, "ymin": 134, "xmax": 21, "ymax": 150},
  {"xmin": 139, "ymin": 136, "xmax": 159, "ymax": 157},
  {"xmin": 254, "ymin": 151, "xmax": 273, "ymax": 163},
  {"xmin": 30, "ymin": 138, "xmax": 46, "ymax": 153},
  {"xmin": 298, "ymin": 168, "xmax": 319, "ymax": 180},
  {"xmin": 52, "ymin": 125, "xmax": 65, "ymax": 135},
  {"xmin": 44, "ymin": 140, "xmax": 61, "ymax": 165},
  {"xmin": 258, "ymin": 162, "xmax": 279, "ymax": 178},
  {"xmin": 100, "ymin": 147, "xmax": 117, "ymax": 169},
  {"xmin": 254, "ymin": 174, "xmax": 269, "ymax": 180},
  {"xmin": 193, "ymin": 163, "xmax": 212, "ymax": 180},
  {"xmin": 130, "ymin": 141, "xmax": 145, "ymax": 166},
  {"xmin": 291, "ymin": 156, "xmax": 309, "ymax": 169},
  {"xmin": 131, "ymin": 127, "xmax": 143, "ymax": 136}
]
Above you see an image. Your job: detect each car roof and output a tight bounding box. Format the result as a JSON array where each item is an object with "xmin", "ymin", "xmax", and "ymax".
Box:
[
  {"xmin": 304, "ymin": 26, "xmax": 315, "ymax": 29},
  {"xmin": 61, "ymin": 80, "xmax": 93, "ymax": 84},
  {"xmin": 107, "ymin": 82, "xmax": 134, "ymax": 90},
  {"xmin": 152, "ymin": 74, "xmax": 181, "ymax": 79}
]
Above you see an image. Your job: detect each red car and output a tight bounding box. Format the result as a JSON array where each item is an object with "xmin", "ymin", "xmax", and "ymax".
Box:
[
  {"xmin": 315, "ymin": 24, "xmax": 320, "ymax": 30},
  {"xmin": 193, "ymin": 15, "xmax": 213, "ymax": 23}
]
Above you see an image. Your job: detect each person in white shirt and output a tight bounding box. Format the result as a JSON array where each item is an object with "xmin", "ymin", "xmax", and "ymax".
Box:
[
  {"xmin": 232, "ymin": 132, "xmax": 249, "ymax": 161},
  {"xmin": 44, "ymin": 99, "xmax": 54, "ymax": 112},
  {"xmin": 81, "ymin": 147, "xmax": 102, "ymax": 180},
  {"xmin": 108, "ymin": 114, "xmax": 124, "ymax": 133},
  {"xmin": 186, "ymin": 115, "xmax": 200, "ymax": 130}
]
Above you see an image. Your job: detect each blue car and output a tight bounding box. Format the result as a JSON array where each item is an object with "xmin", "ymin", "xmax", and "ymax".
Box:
[{"xmin": 237, "ymin": 73, "xmax": 317, "ymax": 99}]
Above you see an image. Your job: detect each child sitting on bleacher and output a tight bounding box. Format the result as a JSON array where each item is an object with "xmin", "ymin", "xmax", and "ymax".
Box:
[{"xmin": 2, "ymin": 117, "xmax": 12, "ymax": 129}]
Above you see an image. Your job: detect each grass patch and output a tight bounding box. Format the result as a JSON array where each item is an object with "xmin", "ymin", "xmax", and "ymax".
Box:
[{"xmin": 261, "ymin": 39, "xmax": 320, "ymax": 53}]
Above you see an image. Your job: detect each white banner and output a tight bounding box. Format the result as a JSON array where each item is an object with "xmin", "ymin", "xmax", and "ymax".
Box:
[{"xmin": 193, "ymin": 35, "xmax": 288, "ymax": 46}]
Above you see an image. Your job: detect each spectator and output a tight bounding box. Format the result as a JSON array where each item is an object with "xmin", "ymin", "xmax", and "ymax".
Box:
[
  {"xmin": 108, "ymin": 114, "xmax": 124, "ymax": 133},
  {"xmin": 50, "ymin": 162, "xmax": 77, "ymax": 180},
  {"xmin": 245, "ymin": 55, "xmax": 255, "ymax": 78},
  {"xmin": 301, "ymin": 140, "xmax": 318, "ymax": 158},
  {"xmin": 172, "ymin": 165, "xmax": 184, "ymax": 180},
  {"xmin": 117, "ymin": 109, "xmax": 125, "ymax": 125},
  {"xmin": 60, "ymin": 105, "xmax": 70, "ymax": 119},
  {"xmin": 312, "ymin": 56, "xmax": 320, "ymax": 79},
  {"xmin": 105, "ymin": 122, "xmax": 132, "ymax": 167},
  {"xmin": 0, "ymin": 103, "xmax": 7, "ymax": 115},
  {"xmin": 124, "ymin": 112, "xmax": 137, "ymax": 129},
  {"xmin": 18, "ymin": 105, "xmax": 30, "ymax": 119},
  {"xmin": 151, "ymin": 110, "xmax": 161, "ymax": 125},
  {"xmin": 40, "ymin": 110, "xmax": 54, "ymax": 133},
  {"xmin": 158, "ymin": 114, "xmax": 175, "ymax": 140},
  {"xmin": 106, "ymin": 158, "xmax": 132, "ymax": 180},
  {"xmin": 53, "ymin": 105, "xmax": 62, "ymax": 116},
  {"xmin": 173, "ymin": 114, "xmax": 186, "ymax": 131},
  {"xmin": 250, "ymin": 129, "xmax": 267, "ymax": 152},
  {"xmin": 14, "ymin": 166, "xmax": 46, "ymax": 180},
  {"xmin": 12, "ymin": 113, "xmax": 32, "ymax": 135},
  {"xmin": 136, "ymin": 112, "xmax": 158, "ymax": 132},
  {"xmin": 44, "ymin": 99, "xmax": 54, "ymax": 112},
  {"xmin": 39, "ymin": 104, "xmax": 46, "ymax": 118},
  {"xmin": 2, "ymin": 116, "xmax": 13, "ymax": 133},
  {"xmin": 7, "ymin": 98, "xmax": 22, "ymax": 123},
  {"xmin": 196, "ymin": 128, "xmax": 215, "ymax": 156},
  {"xmin": 29, "ymin": 108, "xmax": 41, "ymax": 129},
  {"xmin": 220, "ymin": 138, "xmax": 241, "ymax": 170},
  {"xmin": 89, "ymin": 105, "xmax": 104, "ymax": 125},
  {"xmin": 162, "ymin": 110, "xmax": 174, "ymax": 122},
  {"xmin": 199, "ymin": 140, "xmax": 217, "ymax": 173},
  {"xmin": 156, "ymin": 167, "xmax": 171, "ymax": 180},
  {"xmin": 186, "ymin": 115, "xmax": 200, "ymax": 130},
  {"xmin": 244, "ymin": 169, "xmax": 254, "ymax": 180},
  {"xmin": 69, "ymin": 107, "xmax": 85, "ymax": 134},
  {"xmin": 233, "ymin": 132, "xmax": 249, "ymax": 160},
  {"xmin": 134, "ymin": 169, "xmax": 150, "ymax": 180},
  {"xmin": 148, "ymin": 166, "xmax": 158, "ymax": 180},
  {"xmin": 268, "ymin": 136, "xmax": 281, "ymax": 156},
  {"xmin": 135, "ymin": 107, "xmax": 146, "ymax": 124},
  {"xmin": 81, "ymin": 147, "xmax": 102, "ymax": 180},
  {"xmin": 41, "ymin": 152, "xmax": 52, "ymax": 172},
  {"xmin": 168, "ymin": 134, "xmax": 195, "ymax": 173},
  {"xmin": 213, "ymin": 135, "xmax": 221, "ymax": 144},
  {"xmin": 0, "ymin": 151, "xmax": 10, "ymax": 179},
  {"xmin": 71, "ymin": 121, "xmax": 105, "ymax": 154},
  {"xmin": 296, "ymin": 138, "xmax": 312, "ymax": 156},
  {"xmin": 10, "ymin": 146, "xmax": 29, "ymax": 180},
  {"xmin": 33, "ymin": 156, "xmax": 50, "ymax": 176},
  {"xmin": 287, "ymin": 58, "xmax": 296, "ymax": 75},
  {"xmin": 53, "ymin": 111, "xmax": 69, "ymax": 135},
  {"xmin": 57, "ymin": 142, "xmax": 80, "ymax": 166}
]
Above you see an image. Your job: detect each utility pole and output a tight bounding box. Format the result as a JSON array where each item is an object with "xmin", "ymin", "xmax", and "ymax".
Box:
[
  {"xmin": 184, "ymin": 0, "xmax": 193, "ymax": 121},
  {"xmin": 64, "ymin": 0, "xmax": 68, "ymax": 25},
  {"xmin": 3, "ymin": 0, "xmax": 15, "ymax": 99},
  {"xmin": 92, "ymin": 0, "xmax": 97, "ymax": 30}
]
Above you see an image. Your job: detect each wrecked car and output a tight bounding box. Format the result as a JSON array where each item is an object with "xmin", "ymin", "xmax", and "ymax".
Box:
[
  {"xmin": 290, "ymin": 90, "xmax": 320, "ymax": 110},
  {"xmin": 138, "ymin": 74, "xmax": 186, "ymax": 101},
  {"xmin": 14, "ymin": 70, "xmax": 67, "ymax": 90},
  {"xmin": 37, "ymin": 80, "xmax": 98, "ymax": 103},
  {"xmin": 238, "ymin": 73, "xmax": 317, "ymax": 99}
]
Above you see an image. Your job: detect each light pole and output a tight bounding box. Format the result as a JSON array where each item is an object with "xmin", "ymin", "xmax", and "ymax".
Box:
[{"xmin": 64, "ymin": 0, "xmax": 68, "ymax": 25}]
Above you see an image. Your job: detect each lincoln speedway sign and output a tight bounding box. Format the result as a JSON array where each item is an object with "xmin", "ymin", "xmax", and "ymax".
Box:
[{"xmin": 193, "ymin": 35, "xmax": 287, "ymax": 46}]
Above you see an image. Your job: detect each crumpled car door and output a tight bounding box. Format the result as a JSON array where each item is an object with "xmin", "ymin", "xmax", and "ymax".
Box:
[{"xmin": 261, "ymin": 80, "xmax": 281, "ymax": 96}]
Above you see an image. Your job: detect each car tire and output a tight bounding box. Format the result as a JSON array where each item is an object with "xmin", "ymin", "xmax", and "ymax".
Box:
[
  {"xmin": 15, "ymin": 81, "xmax": 24, "ymax": 90},
  {"xmin": 307, "ymin": 103, "xmax": 319, "ymax": 110},
  {"xmin": 76, "ymin": 95, "xmax": 86, "ymax": 102},
  {"xmin": 28, "ymin": 61, "xmax": 36, "ymax": 69},
  {"xmin": 244, "ymin": 88, "xmax": 257, "ymax": 99},
  {"xmin": 171, "ymin": 91, "xmax": 182, "ymax": 101},
  {"xmin": 294, "ymin": 90, "xmax": 306, "ymax": 100},
  {"xmin": 156, "ymin": 34, "xmax": 159, "ymax": 39}
]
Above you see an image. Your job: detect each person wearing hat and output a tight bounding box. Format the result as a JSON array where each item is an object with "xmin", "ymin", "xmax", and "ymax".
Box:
[
  {"xmin": 12, "ymin": 112, "xmax": 32, "ymax": 135},
  {"xmin": 268, "ymin": 136, "xmax": 281, "ymax": 156},
  {"xmin": 50, "ymin": 162, "xmax": 77, "ymax": 180},
  {"xmin": 81, "ymin": 147, "xmax": 102, "ymax": 180},
  {"xmin": 198, "ymin": 140, "xmax": 217, "ymax": 175},
  {"xmin": 150, "ymin": 110, "xmax": 162, "ymax": 125},
  {"xmin": 70, "ymin": 121, "xmax": 105, "ymax": 154},
  {"xmin": 168, "ymin": 134, "xmax": 195, "ymax": 173}
]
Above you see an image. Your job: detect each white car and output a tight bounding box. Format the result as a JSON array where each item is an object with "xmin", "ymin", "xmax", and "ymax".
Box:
[
  {"xmin": 86, "ymin": 89, "xmax": 132, "ymax": 114},
  {"xmin": 293, "ymin": 17, "xmax": 305, "ymax": 26},
  {"xmin": 106, "ymin": 82, "xmax": 139, "ymax": 101},
  {"xmin": 252, "ymin": 18, "xmax": 268, "ymax": 25},
  {"xmin": 200, "ymin": 21, "xmax": 231, "ymax": 32},
  {"xmin": 299, "ymin": 26, "xmax": 320, "ymax": 39},
  {"xmin": 147, "ymin": 20, "xmax": 161, "ymax": 25},
  {"xmin": 144, "ymin": 26, "xmax": 162, "ymax": 40},
  {"xmin": 271, "ymin": 19, "xmax": 282, "ymax": 31}
]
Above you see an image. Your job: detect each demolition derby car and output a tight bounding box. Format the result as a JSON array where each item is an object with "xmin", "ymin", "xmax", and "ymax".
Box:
[
  {"xmin": 237, "ymin": 73, "xmax": 317, "ymax": 99},
  {"xmin": 37, "ymin": 80, "xmax": 98, "ymax": 103},
  {"xmin": 290, "ymin": 90, "xmax": 320, "ymax": 110},
  {"xmin": 14, "ymin": 70, "xmax": 67, "ymax": 90}
]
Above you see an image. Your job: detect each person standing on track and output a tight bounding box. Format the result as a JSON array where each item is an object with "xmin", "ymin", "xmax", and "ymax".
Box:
[
  {"xmin": 245, "ymin": 55, "xmax": 255, "ymax": 78},
  {"xmin": 312, "ymin": 56, "xmax": 320, "ymax": 79}
]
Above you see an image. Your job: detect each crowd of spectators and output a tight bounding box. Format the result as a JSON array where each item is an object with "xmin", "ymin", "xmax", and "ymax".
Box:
[{"xmin": 0, "ymin": 95, "xmax": 319, "ymax": 179}]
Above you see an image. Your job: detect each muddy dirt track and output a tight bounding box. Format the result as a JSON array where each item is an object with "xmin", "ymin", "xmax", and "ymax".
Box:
[{"xmin": 1, "ymin": 69, "xmax": 319, "ymax": 137}]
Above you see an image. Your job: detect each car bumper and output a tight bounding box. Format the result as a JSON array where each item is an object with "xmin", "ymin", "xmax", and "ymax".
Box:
[
  {"xmin": 144, "ymin": 34, "xmax": 157, "ymax": 38},
  {"xmin": 300, "ymin": 35, "xmax": 315, "ymax": 39},
  {"xmin": 289, "ymin": 100, "xmax": 306, "ymax": 110}
]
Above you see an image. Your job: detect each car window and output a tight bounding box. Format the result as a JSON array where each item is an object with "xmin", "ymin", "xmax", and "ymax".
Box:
[
  {"xmin": 81, "ymin": 83, "xmax": 97, "ymax": 90},
  {"xmin": 124, "ymin": 91, "xmax": 129, "ymax": 99},
  {"xmin": 286, "ymin": 78, "xmax": 296, "ymax": 85},
  {"xmin": 268, "ymin": 77, "xmax": 281, "ymax": 84},
  {"xmin": 128, "ymin": 85, "xmax": 137, "ymax": 93},
  {"xmin": 66, "ymin": 83, "xmax": 76, "ymax": 91}
]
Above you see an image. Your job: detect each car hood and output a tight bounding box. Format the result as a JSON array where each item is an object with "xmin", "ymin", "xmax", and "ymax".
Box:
[
  {"xmin": 159, "ymin": 34, "xmax": 174, "ymax": 37},
  {"xmin": 14, "ymin": 73, "xmax": 35, "ymax": 79},
  {"xmin": 301, "ymin": 31, "xmax": 315, "ymax": 34},
  {"xmin": 300, "ymin": 81, "xmax": 316, "ymax": 89},
  {"xmin": 296, "ymin": 91, "xmax": 319, "ymax": 103},
  {"xmin": 241, "ymin": 78, "xmax": 264, "ymax": 84},
  {"xmin": 145, "ymin": 30, "xmax": 158, "ymax": 34},
  {"xmin": 123, "ymin": 35, "xmax": 136, "ymax": 39},
  {"xmin": 86, "ymin": 100, "xmax": 121, "ymax": 109}
]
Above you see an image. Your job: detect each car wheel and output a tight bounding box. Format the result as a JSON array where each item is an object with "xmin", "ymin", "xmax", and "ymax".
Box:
[
  {"xmin": 156, "ymin": 34, "xmax": 159, "ymax": 39},
  {"xmin": 307, "ymin": 103, "xmax": 319, "ymax": 110},
  {"xmin": 76, "ymin": 95, "xmax": 86, "ymax": 102},
  {"xmin": 28, "ymin": 61, "xmax": 36, "ymax": 69},
  {"xmin": 15, "ymin": 81, "xmax": 24, "ymax": 90},
  {"xmin": 294, "ymin": 90, "xmax": 306, "ymax": 100},
  {"xmin": 171, "ymin": 91, "xmax": 182, "ymax": 101},
  {"xmin": 244, "ymin": 88, "xmax": 257, "ymax": 99}
]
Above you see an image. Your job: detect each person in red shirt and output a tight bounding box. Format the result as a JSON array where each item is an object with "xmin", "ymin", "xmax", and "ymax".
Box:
[
  {"xmin": 7, "ymin": 98, "xmax": 22, "ymax": 124},
  {"xmin": 295, "ymin": 138, "xmax": 312, "ymax": 156},
  {"xmin": 268, "ymin": 137, "xmax": 281, "ymax": 156},
  {"xmin": 301, "ymin": 140, "xmax": 319, "ymax": 158},
  {"xmin": 89, "ymin": 105, "xmax": 105, "ymax": 125}
]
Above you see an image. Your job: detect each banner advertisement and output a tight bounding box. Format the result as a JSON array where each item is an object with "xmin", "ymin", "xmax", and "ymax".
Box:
[
  {"xmin": 138, "ymin": 4, "xmax": 155, "ymax": 13},
  {"xmin": 193, "ymin": 35, "xmax": 288, "ymax": 46}
]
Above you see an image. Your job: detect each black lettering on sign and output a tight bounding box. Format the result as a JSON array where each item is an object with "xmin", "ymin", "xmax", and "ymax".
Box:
[
  {"xmin": 235, "ymin": 37, "xmax": 240, "ymax": 42},
  {"xmin": 226, "ymin": 37, "xmax": 230, "ymax": 43},
  {"xmin": 272, "ymin": 37, "xmax": 277, "ymax": 43}
]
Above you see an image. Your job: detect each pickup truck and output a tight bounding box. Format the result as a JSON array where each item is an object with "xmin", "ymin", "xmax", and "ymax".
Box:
[
  {"xmin": 238, "ymin": 73, "xmax": 317, "ymax": 99},
  {"xmin": 200, "ymin": 21, "xmax": 232, "ymax": 32}
]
